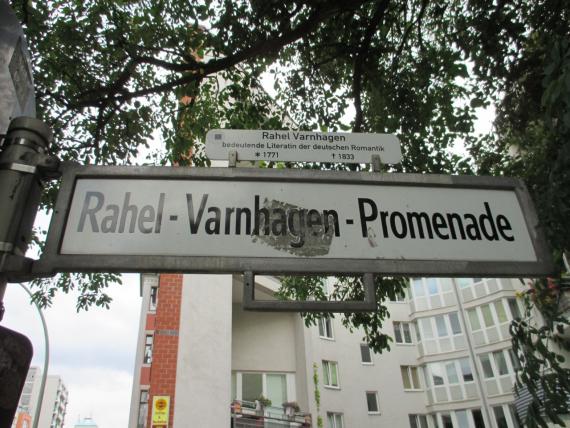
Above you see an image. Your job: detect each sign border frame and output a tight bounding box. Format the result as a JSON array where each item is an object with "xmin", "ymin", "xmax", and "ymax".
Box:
[{"xmin": 33, "ymin": 162, "xmax": 555, "ymax": 277}]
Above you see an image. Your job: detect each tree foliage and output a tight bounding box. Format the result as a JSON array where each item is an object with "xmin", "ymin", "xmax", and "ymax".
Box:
[
  {"xmin": 9, "ymin": 0, "xmax": 570, "ymax": 423},
  {"xmin": 510, "ymin": 277, "xmax": 570, "ymax": 427}
]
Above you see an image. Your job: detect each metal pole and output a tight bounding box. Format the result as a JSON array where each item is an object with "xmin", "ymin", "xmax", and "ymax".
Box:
[
  {"xmin": 0, "ymin": 116, "xmax": 53, "ymax": 317},
  {"xmin": 0, "ymin": 274, "xmax": 6, "ymax": 322},
  {"xmin": 16, "ymin": 282, "xmax": 49, "ymax": 428},
  {"xmin": 450, "ymin": 278, "xmax": 494, "ymax": 428},
  {"xmin": 0, "ymin": 117, "xmax": 54, "ymax": 426}
]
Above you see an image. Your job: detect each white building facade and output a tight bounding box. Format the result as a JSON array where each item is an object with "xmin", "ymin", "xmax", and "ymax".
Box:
[
  {"xmin": 129, "ymin": 274, "xmax": 523, "ymax": 428},
  {"xmin": 13, "ymin": 368, "xmax": 68, "ymax": 428}
]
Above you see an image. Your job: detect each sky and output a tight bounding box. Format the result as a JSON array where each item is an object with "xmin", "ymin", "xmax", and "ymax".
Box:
[
  {"xmin": 1, "ymin": 185, "xmax": 146, "ymax": 427},
  {"xmin": 2, "ymin": 273, "xmax": 141, "ymax": 427}
]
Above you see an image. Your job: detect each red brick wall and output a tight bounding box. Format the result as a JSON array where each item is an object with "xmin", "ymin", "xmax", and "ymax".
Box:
[
  {"xmin": 146, "ymin": 313, "xmax": 156, "ymax": 330},
  {"xmin": 147, "ymin": 274, "xmax": 183, "ymax": 427}
]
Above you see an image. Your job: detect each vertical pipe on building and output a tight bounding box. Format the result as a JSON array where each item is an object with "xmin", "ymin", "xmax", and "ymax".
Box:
[
  {"xmin": 449, "ymin": 278, "xmax": 494, "ymax": 428},
  {"xmin": 17, "ymin": 282, "xmax": 49, "ymax": 428}
]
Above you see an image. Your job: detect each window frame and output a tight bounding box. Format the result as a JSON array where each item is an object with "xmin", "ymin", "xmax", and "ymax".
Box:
[
  {"xmin": 479, "ymin": 349, "xmax": 516, "ymax": 380},
  {"xmin": 322, "ymin": 360, "xmax": 340, "ymax": 389},
  {"xmin": 318, "ymin": 317, "xmax": 334, "ymax": 340},
  {"xmin": 143, "ymin": 334, "xmax": 153, "ymax": 364},
  {"xmin": 366, "ymin": 391, "xmax": 380, "ymax": 414},
  {"xmin": 327, "ymin": 412, "xmax": 344, "ymax": 428},
  {"xmin": 480, "ymin": 353, "xmax": 495, "ymax": 378},
  {"xmin": 137, "ymin": 389, "xmax": 149, "ymax": 428},
  {"xmin": 401, "ymin": 365, "xmax": 422, "ymax": 391},
  {"xmin": 360, "ymin": 343, "xmax": 373, "ymax": 365},
  {"xmin": 232, "ymin": 371, "xmax": 290, "ymax": 406},
  {"xmin": 149, "ymin": 285, "xmax": 158, "ymax": 311},
  {"xmin": 409, "ymin": 414, "xmax": 429, "ymax": 428},
  {"xmin": 410, "ymin": 278, "xmax": 454, "ymax": 310},
  {"xmin": 394, "ymin": 321, "xmax": 414, "ymax": 344},
  {"xmin": 493, "ymin": 405, "xmax": 508, "ymax": 428},
  {"xmin": 426, "ymin": 358, "xmax": 475, "ymax": 389}
]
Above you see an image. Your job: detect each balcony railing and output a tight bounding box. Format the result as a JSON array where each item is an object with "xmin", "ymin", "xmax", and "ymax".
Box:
[{"xmin": 231, "ymin": 400, "xmax": 311, "ymax": 427}]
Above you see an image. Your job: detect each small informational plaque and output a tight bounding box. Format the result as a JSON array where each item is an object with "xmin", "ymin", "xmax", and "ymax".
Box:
[{"xmin": 206, "ymin": 129, "xmax": 402, "ymax": 164}]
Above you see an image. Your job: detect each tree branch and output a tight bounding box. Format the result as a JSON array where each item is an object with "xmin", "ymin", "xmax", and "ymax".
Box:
[
  {"xmin": 392, "ymin": 0, "xmax": 429, "ymax": 70},
  {"xmin": 71, "ymin": 0, "xmax": 371, "ymax": 110},
  {"xmin": 353, "ymin": 0, "xmax": 391, "ymax": 133}
]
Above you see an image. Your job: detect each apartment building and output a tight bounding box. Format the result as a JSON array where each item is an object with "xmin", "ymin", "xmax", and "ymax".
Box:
[
  {"xmin": 129, "ymin": 274, "xmax": 524, "ymax": 428},
  {"xmin": 13, "ymin": 368, "xmax": 68, "ymax": 428}
]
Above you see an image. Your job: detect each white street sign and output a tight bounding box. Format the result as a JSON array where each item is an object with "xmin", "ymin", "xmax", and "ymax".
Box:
[
  {"xmin": 205, "ymin": 129, "xmax": 402, "ymax": 164},
  {"xmin": 59, "ymin": 179, "xmax": 536, "ymax": 261},
  {"xmin": 33, "ymin": 164, "xmax": 553, "ymax": 277},
  {"xmin": 36, "ymin": 165, "xmax": 554, "ymax": 277}
]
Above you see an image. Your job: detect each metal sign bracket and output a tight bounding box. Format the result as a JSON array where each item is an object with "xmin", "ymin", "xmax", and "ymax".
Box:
[
  {"xmin": 242, "ymin": 271, "xmax": 377, "ymax": 312},
  {"xmin": 228, "ymin": 149, "xmax": 237, "ymax": 167}
]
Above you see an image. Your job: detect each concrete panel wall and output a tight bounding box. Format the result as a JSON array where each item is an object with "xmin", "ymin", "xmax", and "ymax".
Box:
[
  {"xmin": 232, "ymin": 304, "xmax": 297, "ymax": 372},
  {"xmin": 173, "ymin": 274, "xmax": 232, "ymax": 427}
]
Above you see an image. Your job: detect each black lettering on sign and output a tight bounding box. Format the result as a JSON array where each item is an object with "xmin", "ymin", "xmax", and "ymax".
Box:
[
  {"xmin": 77, "ymin": 191, "xmax": 164, "ymax": 233},
  {"xmin": 356, "ymin": 199, "xmax": 517, "ymax": 243}
]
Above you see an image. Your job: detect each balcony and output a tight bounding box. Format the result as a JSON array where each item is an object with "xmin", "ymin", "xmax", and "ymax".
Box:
[{"xmin": 231, "ymin": 400, "xmax": 311, "ymax": 427}]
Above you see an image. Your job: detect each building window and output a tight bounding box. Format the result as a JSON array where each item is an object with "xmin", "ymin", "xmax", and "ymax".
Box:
[
  {"xmin": 266, "ymin": 373, "xmax": 287, "ymax": 407},
  {"xmin": 410, "ymin": 278, "xmax": 454, "ymax": 310},
  {"xmin": 137, "ymin": 390, "xmax": 149, "ymax": 428},
  {"xmin": 508, "ymin": 298, "xmax": 522, "ymax": 320},
  {"xmin": 394, "ymin": 321, "xmax": 413, "ymax": 344},
  {"xmin": 457, "ymin": 278, "xmax": 483, "ymax": 288},
  {"xmin": 509, "ymin": 349, "xmax": 521, "ymax": 371},
  {"xmin": 412, "ymin": 278, "xmax": 425, "ymax": 296},
  {"xmin": 481, "ymin": 304, "xmax": 494, "ymax": 327},
  {"xmin": 449, "ymin": 312, "xmax": 462, "ymax": 334},
  {"xmin": 472, "ymin": 409, "xmax": 485, "ymax": 428},
  {"xmin": 318, "ymin": 317, "xmax": 334, "ymax": 339},
  {"xmin": 509, "ymin": 405, "xmax": 522, "ymax": 428},
  {"xmin": 456, "ymin": 410, "xmax": 470, "ymax": 428},
  {"xmin": 460, "ymin": 358, "xmax": 474, "ymax": 382},
  {"xmin": 426, "ymin": 358, "xmax": 475, "ymax": 388},
  {"xmin": 242, "ymin": 373, "xmax": 263, "ymax": 402},
  {"xmin": 360, "ymin": 344, "xmax": 372, "ymax": 364},
  {"xmin": 445, "ymin": 361, "xmax": 459, "ymax": 384},
  {"xmin": 322, "ymin": 361, "xmax": 339, "ymax": 388},
  {"xmin": 366, "ymin": 391, "xmax": 379, "ymax": 413},
  {"xmin": 494, "ymin": 350, "xmax": 509, "ymax": 375},
  {"xmin": 494, "ymin": 300, "xmax": 508, "ymax": 323},
  {"xmin": 480, "ymin": 354, "xmax": 495, "ymax": 378},
  {"xmin": 493, "ymin": 406, "xmax": 509, "ymax": 428},
  {"xmin": 441, "ymin": 413, "xmax": 453, "ymax": 428},
  {"xmin": 457, "ymin": 278, "xmax": 472, "ymax": 288},
  {"xmin": 232, "ymin": 372, "xmax": 289, "ymax": 406},
  {"xmin": 143, "ymin": 334, "xmax": 153, "ymax": 364},
  {"xmin": 435, "ymin": 315, "xmax": 448, "ymax": 337},
  {"xmin": 417, "ymin": 313, "xmax": 465, "ymax": 355},
  {"xmin": 467, "ymin": 300, "xmax": 513, "ymax": 336},
  {"xmin": 149, "ymin": 286, "xmax": 158, "ymax": 311},
  {"xmin": 401, "ymin": 366, "xmax": 421, "ymax": 390},
  {"xmin": 327, "ymin": 412, "xmax": 344, "ymax": 428},
  {"xmin": 479, "ymin": 349, "xmax": 516, "ymax": 379},
  {"xmin": 409, "ymin": 414, "xmax": 428, "ymax": 428},
  {"xmin": 427, "ymin": 278, "xmax": 439, "ymax": 295},
  {"xmin": 467, "ymin": 308, "xmax": 482, "ymax": 331}
]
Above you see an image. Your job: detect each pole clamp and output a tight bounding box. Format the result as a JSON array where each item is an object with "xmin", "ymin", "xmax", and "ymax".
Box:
[
  {"xmin": 0, "ymin": 242, "xmax": 14, "ymax": 253},
  {"xmin": 0, "ymin": 162, "xmax": 37, "ymax": 174},
  {"xmin": 1, "ymin": 136, "xmax": 47, "ymax": 153}
]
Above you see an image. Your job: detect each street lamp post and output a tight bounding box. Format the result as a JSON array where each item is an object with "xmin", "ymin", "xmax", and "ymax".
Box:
[{"xmin": 17, "ymin": 282, "xmax": 50, "ymax": 428}]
